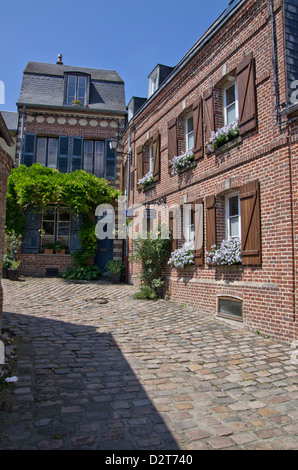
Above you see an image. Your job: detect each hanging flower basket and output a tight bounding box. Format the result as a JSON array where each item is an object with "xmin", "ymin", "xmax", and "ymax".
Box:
[
  {"xmin": 168, "ymin": 242, "xmax": 194, "ymax": 269},
  {"xmin": 206, "ymin": 237, "xmax": 242, "ymax": 266},
  {"xmin": 170, "ymin": 150, "xmax": 194, "ymax": 176},
  {"xmin": 207, "ymin": 120, "xmax": 239, "ymax": 152},
  {"xmin": 138, "ymin": 170, "xmax": 153, "ymax": 189}
]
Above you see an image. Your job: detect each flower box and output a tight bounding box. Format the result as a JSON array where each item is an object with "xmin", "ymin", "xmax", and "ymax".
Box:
[
  {"xmin": 170, "ymin": 150, "xmax": 194, "ymax": 176},
  {"xmin": 168, "ymin": 242, "xmax": 194, "ymax": 269},
  {"xmin": 207, "ymin": 237, "xmax": 242, "ymax": 266},
  {"xmin": 207, "ymin": 120, "xmax": 239, "ymax": 152},
  {"xmin": 138, "ymin": 171, "xmax": 154, "ymax": 190}
]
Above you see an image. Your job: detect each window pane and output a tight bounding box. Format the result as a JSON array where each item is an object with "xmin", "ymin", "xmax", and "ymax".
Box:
[
  {"xmin": 186, "ymin": 115, "xmax": 194, "ymax": 150},
  {"xmin": 48, "ymin": 138, "xmax": 58, "ymax": 168},
  {"xmin": 219, "ymin": 298, "xmax": 242, "ymax": 319},
  {"xmin": 187, "ymin": 131, "xmax": 194, "ymax": 150},
  {"xmin": 77, "ymin": 76, "xmax": 87, "ymax": 105},
  {"xmin": 43, "ymin": 207, "xmax": 55, "ymax": 220},
  {"xmin": 36, "ymin": 138, "xmax": 47, "ymax": 165},
  {"xmin": 67, "ymin": 76, "xmax": 76, "ymax": 105},
  {"xmin": 230, "ymin": 217, "xmax": 239, "ymax": 237},
  {"xmin": 149, "ymin": 145, "xmax": 153, "ymax": 173},
  {"xmin": 229, "ymin": 196, "xmax": 239, "ymax": 217},
  {"xmin": 58, "ymin": 207, "xmax": 70, "ymax": 221},
  {"xmin": 187, "ymin": 116, "xmax": 193, "ymax": 133},
  {"xmin": 94, "ymin": 141, "xmax": 105, "ymax": 177},
  {"xmin": 83, "ymin": 141, "xmax": 93, "ymax": 173},
  {"xmin": 226, "ymin": 84, "xmax": 235, "ymax": 106},
  {"xmin": 226, "ymin": 103, "xmax": 236, "ymax": 124}
]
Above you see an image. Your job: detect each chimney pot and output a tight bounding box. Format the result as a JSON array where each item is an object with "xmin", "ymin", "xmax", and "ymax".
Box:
[{"xmin": 57, "ymin": 54, "xmax": 63, "ymax": 65}]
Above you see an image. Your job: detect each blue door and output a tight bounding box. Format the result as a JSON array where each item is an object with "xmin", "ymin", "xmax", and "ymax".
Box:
[{"xmin": 95, "ymin": 211, "xmax": 114, "ymax": 271}]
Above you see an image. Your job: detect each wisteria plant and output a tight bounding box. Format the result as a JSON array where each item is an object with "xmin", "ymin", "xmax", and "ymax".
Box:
[
  {"xmin": 207, "ymin": 120, "xmax": 239, "ymax": 151},
  {"xmin": 170, "ymin": 150, "xmax": 194, "ymax": 175},
  {"xmin": 206, "ymin": 237, "xmax": 242, "ymax": 266},
  {"xmin": 168, "ymin": 242, "xmax": 194, "ymax": 269},
  {"xmin": 138, "ymin": 170, "xmax": 153, "ymax": 189}
]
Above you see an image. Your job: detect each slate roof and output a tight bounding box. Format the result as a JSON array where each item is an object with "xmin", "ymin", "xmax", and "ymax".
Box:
[
  {"xmin": 17, "ymin": 61, "xmax": 126, "ymax": 113},
  {"xmin": 0, "ymin": 111, "xmax": 18, "ymax": 131}
]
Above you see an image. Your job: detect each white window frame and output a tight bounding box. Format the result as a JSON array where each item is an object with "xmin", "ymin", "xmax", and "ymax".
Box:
[
  {"xmin": 148, "ymin": 70, "xmax": 159, "ymax": 98},
  {"xmin": 224, "ymin": 81, "xmax": 238, "ymax": 125},
  {"xmin": 185, "ymin": 113, "xmax": 194, "ymax": 151},
  {"xmin": 225, "ymin": 192, "xmax": 241, "ymax": 239}
]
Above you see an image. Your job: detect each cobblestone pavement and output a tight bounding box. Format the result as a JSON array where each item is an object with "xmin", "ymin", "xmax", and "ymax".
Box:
[{"xmin": 0, "ymin": 276, "xmax": 298, "ymax": 450}]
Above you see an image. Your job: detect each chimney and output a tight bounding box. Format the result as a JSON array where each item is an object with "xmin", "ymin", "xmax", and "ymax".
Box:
[{"xmin": 56, "ymin": 54, "xmax": 63, "ymax": 65}]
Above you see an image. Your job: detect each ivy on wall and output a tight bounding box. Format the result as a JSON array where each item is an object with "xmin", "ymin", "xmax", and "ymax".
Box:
[{"xmin": 5, "ymin": 163, "xmax": 120, "ymax": 267}]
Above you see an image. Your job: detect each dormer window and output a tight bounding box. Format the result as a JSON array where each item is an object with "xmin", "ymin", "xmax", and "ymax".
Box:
[
  {"xmin": 148, "ymin": 70, "xmax": 159, "ymax": 98},
  {"xmin": 65, "ymin": 74, "xmax": 89, "ymax": 106}
]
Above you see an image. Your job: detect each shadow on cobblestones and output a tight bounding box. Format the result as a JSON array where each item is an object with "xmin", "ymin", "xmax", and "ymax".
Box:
[{"xmin": 0, "ymin": 311, "xmax": 179, "ymax": 450}]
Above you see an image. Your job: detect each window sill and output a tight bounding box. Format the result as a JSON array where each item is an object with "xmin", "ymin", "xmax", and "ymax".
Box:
[
  {"xmin": 214, "ymin": 136, "xmax": 242, "ymax": 156},
  {"xmin": 174, "ymin": 160, "xmax": 197, "ymax": 176},
  {"xmin": 209, "ymin": 264, "xmax": 243, "ymax": 271}
]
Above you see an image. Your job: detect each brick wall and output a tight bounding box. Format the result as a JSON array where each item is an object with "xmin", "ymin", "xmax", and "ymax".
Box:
[
  {"xmin": 123, "ymin": 0, "xmax": 298, "ymax": 342},
  {"xmin": 0, "ymin": 147, "xmax": 14, "ymax": 330}
]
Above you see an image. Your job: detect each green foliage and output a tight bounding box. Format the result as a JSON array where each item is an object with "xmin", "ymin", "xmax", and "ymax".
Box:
[
  {"xmin": 6, "ymin": 163, "xmax": 120, "ymax": 236},
  {"xmin": 105, "ymin": 259, "xmax": 124, "ymax": 273},
  {"xmin": 133, "ymin": 286, "xmax": 157, "ymax": 300},
  {"xmin": 133, "ymin": 226, "xmax": 170, "ymax": 294},
  {"xmin": 61, "ymin": 265, "xmax": 103, "ymax": 281}
]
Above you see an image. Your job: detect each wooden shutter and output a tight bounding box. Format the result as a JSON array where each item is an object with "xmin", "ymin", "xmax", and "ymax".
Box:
[
  {"xmin": 58, "ymin": 136, "xmax": 69, "ymax": 173},
  {"xmin": 193, "ymin": 97, "xmax": 204, "ymax": 160},
  {"xmin": 71, "ymin": 136, "xmax": 83, "ymax": 172},
  {"xmin": 152, "ymin": 131, "xmax": 160, "ymax": 182},
  {"xmin": 236, "ymin": 52, "xmax": 257, "ymax": 135},
  {"xmin": 105, "ymin": 139, "xmax": 116, "ymax": 179},
  {"xmin": 203, "ymin": 88, "xmax": 215, "ymax": 153},
  {"xmin": 21, "ymin": 207, "xmax": 40, "ymax": 253},
  {"xmin": 136, "ymin": 145, "xmax": 143, "ymax": 187},
  {"xmin": 22, "ymin": 134, "xmax": 36, "ymax": 167},
  {"xmin": 240, "ymin": 180, "xmax": 261, "ymax": 266},
  {"xmin": 206, "ymin": 195, "xmax": 216, "ymax": 252},
  {"xmin": 119, "ymin": 163, "xmax": 124, "ymax": 192},
  {"xmin": 193, "ymin": 198, "xmax": 204, "ymax": 266},
  {"xmin": 168, "ymin": 118, "xmax": 177, "ymax": 173}
]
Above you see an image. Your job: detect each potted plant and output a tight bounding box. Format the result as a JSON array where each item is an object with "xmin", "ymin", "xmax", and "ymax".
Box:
[
  {"xmin": 55, "ymin": 243, "xmax": 67, "ymax": 255},
  {"xmin": 8, "ymin": 260, "xmax": 21, "ymax": 281},
  {"xmin": 71, "ymin": 99, "xmax": 82, "ymax": 107},
  {"xmin": 2, "ymin": 255, "xmax": 12, "ymax": 279},
  {"xmin": 43, "ymin": 243, "xmax": 55, "ymax": 254},
  {"xmin": 105, "ymin": 260, "xmax": 124, "ymax": 284}
]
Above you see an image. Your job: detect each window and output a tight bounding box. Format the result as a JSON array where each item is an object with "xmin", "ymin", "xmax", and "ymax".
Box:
[
  {"xmin": 149, "ymin": 144, "xmax": 154, "ymax": 173},
  {"xmin": 185, "ymin": 114, "xmax": 194, "ymax": 150},
  {"xmin": 224, "ymin": 82, "xmax": 238, "ymax": 125},
  {"xmin": 225, "ymin": 193, "xmax": 241, "ymax": 239},
  {"xmin": 41, "ymin": 206, "xmax": 71, "ymax": 251},
  {"xmin": 218, "ymin": 297, "xmax": 243, "ymax": 321},
  {"xmin": 148, "ymin": 70, "xmax": 158, "ymax": 98},
  {"xmin": 83, "ymin": 140, "xmax": 105, "ymax": 177},
  {"xmin": 184, "ymin": 206, "xmax": 194, "ymax": 243},
  {"xmin": 36, "ymin": 137, "xmax": 58, "ymax": 168},
  {"xmin": 66, "ymin": 75, "xmax": 88, "ymax": 106}
]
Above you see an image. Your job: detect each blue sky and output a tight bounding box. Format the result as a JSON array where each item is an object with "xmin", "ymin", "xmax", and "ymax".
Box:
[{"xmin": 0, "ymin": 0, "xmax": 229, "ymax": 112}]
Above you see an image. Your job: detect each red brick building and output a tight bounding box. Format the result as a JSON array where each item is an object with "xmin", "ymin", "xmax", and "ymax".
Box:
[
  {"xmin": 122, "ymin": 0, "xmax": 298, "ymax": 342},
  {"xmin": 15, "ymin": 56, "xmax": 127, "ymax": 277}
]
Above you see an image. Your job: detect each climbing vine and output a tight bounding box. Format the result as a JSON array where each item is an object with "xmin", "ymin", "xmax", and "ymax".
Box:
[{"xmin": 5, "ymin": 164, "xmax": 120, "ymax": 272}]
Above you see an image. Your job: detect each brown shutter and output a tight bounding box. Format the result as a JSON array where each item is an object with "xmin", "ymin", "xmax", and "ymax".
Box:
[
  {"xmin": 152, "ymin": 131, "xmax": 160, "ymax": 182},
  {"xmin": 168, "ymin": 118, "xmax": 177, "ymax": 173},
  {"xmin": 236, "ymin": 52, "xmax": 257, "ymax": 135},
  {"xmin": 206, "ymin": 195, "xmax": 216, "ymax": 252},
  {"xmin": 240, "ymin": 180, "xmax": 261, "ymax": 266},
  {"xmin": 136, "ymin": 145, "xmax": 143, "ymax": 188},
  {"xmin": 119, "ymin": 163, "xmax": 124, "ymax": 192},
  {"xmin": 192, "ymin": 97, "xmax": 203, "ymax": 160},
  {"xmin": 193, "ymin": 198, "xmax": 204, "ymax": 266},
  {"xmin": 203, "ymin": 88, "xmax": 215, "ymax": 153}
]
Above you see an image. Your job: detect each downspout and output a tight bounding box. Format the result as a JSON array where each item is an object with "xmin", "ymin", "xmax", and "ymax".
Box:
[
  {"xmin": 18, "ymin": 106, "xmax": 26, "ymax": 165},
  {"xmin": 268, "ymin": 0, "xmax": 280, "ymax": 127}
]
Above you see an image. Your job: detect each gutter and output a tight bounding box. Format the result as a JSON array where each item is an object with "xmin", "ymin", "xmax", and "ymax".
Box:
[{"xmin": 16, "ymin": 102, "xmax": 127, "ymax": 116}]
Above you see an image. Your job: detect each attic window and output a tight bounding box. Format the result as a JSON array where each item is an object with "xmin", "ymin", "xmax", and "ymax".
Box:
[
  {"xmin": 148, "ymin": 70, "xmax": 159, "ymax": 98},
  {"xmin": 65, "ymin": 74, "xmax": 89, "ymax": 106}
]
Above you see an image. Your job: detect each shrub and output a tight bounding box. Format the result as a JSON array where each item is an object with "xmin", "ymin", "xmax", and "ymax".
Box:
[
  {"xmin": 133, "ymin": 286, "xmax": 157, "ymax": 300},
  {"xmin": 61, "ymin": 265, "xmax": 103, "ymax": 281}
]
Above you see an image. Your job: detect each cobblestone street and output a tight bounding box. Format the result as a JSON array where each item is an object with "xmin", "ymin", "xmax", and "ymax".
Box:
[{"xmin": 0, "ymin": 276, "xmax": 298, "ymax": 450}]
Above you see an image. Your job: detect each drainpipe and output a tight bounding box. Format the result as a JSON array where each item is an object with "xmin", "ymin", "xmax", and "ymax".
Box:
[
  {"xmin": 126, "ymin": 130, "xmax": 131, "ymax": 258},
  {"xmin": 268, "ymin": 0, "xmax": 280, "ymax": 127},
  {"xmin": 18, "ymin": 106, "xmax": 26, "ymax": 165}
]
